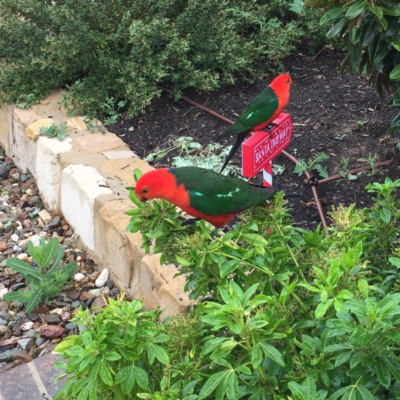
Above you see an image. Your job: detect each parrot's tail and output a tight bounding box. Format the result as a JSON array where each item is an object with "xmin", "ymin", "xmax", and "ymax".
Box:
[{"xmin": 219, "ymin": 132, "xmax": 247, "ymax": 174}]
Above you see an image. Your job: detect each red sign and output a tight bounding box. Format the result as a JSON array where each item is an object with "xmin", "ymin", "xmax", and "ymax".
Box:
[{"xmin": 242, "ymin": 113, "xmax": 293, "ymax": 177}]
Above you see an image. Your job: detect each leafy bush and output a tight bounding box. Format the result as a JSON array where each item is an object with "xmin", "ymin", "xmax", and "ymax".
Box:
[
  {"xmin": 0, "ymin": 0, "xmax": 324, "ymax": 119},
  {"xmin": 305, "ymin": 0, "xmax": 400, "ymax": 133},
  {"xmin": 57, "ymin": 176, "xmax": 400, "ymax": 398},
  {"xmin": 4, "ymin": 237, "xmax": 77, "ymax": 312}
]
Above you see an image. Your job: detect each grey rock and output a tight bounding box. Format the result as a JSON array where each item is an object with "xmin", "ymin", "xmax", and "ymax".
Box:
[
  {"xmin": 25, "ymin": 329, "xmax": 36, "ymax": 338},
  {"xmin": 0, "ymin": 348, "xmax": 25, "ymax": 362},
  {"xmin": 35, "ymin": 337, "xmax": 46, "ymax": 347},
  {"xmin": 0, "ymin": 317, "xmax": 7, "ymax": 325},
  {"xmin": 27, "ymin": 312, "xmax": 41, "ymax": 322},
  {"xmin": 0, "ymin": 310, "xmax": 9, "ymax": 319},
  {"xmin": 18, "ymin": 337, "xmax": 35, "ymax": 351},
  {"xmin": 0, "ymin": 325, "xmax": 8, "ymax": 335},
  {"xmin": 43, "ymin": 215, "xmax": 61, "ymax": 231},
  {"xmin": 70, "ymin": 300, "xmax": 80, "ymax": 309},
  {"xmin": 44, "ymin": 314, "xmax": 61, "ymax": 324},
  {"xmin": 65, "ymin": 322, "xmax": 76, "ymax": 330}
]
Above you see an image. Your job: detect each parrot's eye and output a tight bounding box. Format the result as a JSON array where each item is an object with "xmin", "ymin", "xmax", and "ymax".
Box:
[{"xmin": 142, "ymin": 187, "xmax": 148, "ymax": 194}]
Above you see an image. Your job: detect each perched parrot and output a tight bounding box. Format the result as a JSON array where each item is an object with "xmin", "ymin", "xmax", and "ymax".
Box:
[
  {"xmin": 135, "ymin": 166, "xmax": 297, "ymax": 228},
  {"xmin": 219, "ymin": 74, "xmax": 292, "ymax": 173}
]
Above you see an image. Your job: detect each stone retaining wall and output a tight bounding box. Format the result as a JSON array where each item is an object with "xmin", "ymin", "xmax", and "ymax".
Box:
[{"xmin": 0, "ymin": 90, "xmax": 191, "ymax": 318}]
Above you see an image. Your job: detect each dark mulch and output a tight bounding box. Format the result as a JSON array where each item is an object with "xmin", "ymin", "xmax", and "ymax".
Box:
[{"xmin": 109, "ymin": 46, "xmax": 400, "ymax": 229}]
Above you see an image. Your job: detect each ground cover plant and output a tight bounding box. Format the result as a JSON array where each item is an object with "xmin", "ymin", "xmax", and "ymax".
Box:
[
  {"xmin": 55, "ymin": 173, "xmax": 400, "ymax": 399},
  {"xmin": 0, "ymin": 0, "xmax": 326, "ymax": 119}
]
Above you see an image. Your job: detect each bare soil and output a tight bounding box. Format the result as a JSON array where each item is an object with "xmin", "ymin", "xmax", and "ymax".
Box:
[{"xmin": 109, "ymin": 46, "xmax": 400, "ymax": 229}]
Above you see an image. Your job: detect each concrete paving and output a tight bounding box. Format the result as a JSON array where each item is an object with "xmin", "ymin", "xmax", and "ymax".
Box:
[{"xmin": 0, "ymin": 353, "xmax": 65, "ymax": 400}]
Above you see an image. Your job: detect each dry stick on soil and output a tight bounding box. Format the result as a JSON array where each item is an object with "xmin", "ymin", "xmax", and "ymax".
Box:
[
  {"xmin": 317, "ymin": 160, "xmax": 393, "ymax": 185},
  {"xmin": 159, "ymin": 86, "xmax": 329, "ymax": 228}
]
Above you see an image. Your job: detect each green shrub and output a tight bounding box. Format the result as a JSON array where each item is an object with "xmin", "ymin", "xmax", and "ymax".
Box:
[
  {"xmin": 4, "ymin": 237, "xmax": 77, "ymax": 312},
  {"xmin": 0, "ymin": 0, "xmax": 323, "ymax": 119},
  {"xmin": 305, "ymin": 0, "xmax": 400, "ymax": 133}
]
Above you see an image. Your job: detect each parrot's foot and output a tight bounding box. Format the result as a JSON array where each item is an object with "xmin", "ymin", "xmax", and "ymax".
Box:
[{"xmin": 181, "ymin": 218, "xmax": 200, "ymax": 226}]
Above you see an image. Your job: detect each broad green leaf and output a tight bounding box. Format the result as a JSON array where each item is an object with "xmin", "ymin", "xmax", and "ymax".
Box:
[
  {"xmin": 391, "ymin": 65, "xmax": 400, "ymax": 80},
  {"xmin": 358, "ymin": 279, "xmax": 369, "ymax": 298},
  {"xmin": 260, "ymin": 343, "xmax": 285, "ymax": 367},
  {"xmin": 176, "ymin": 255, "xmax": 191, "ymax": 266},
  {"xmin": 335, "ymin": 351, "xmax": 352, "ymax": 367},
  {"xmin": 135, "ymin": 367, "xmax": 149, "ymax": 390},
  {"xmin": 346, "ymin": 0, "xmax": 366, "ymax": 19},
  {"xmin": 320, "ymin": 6, "xmax": 345, "ymax": 26},
  {"xmin": 116, "ymin": 366, "xmax": 136, "ymax": 393},
  {"xmin": 376, "ymin": 357, "xmax": 391, "ymax": 389},
  {"xmin": 251, "ymin": 343, "xmax": 263, "ymax": 369},
  {"xmin": 240, "ymin": 283, "xmax": 259, "ymax": 307},
  {"xmin": 99, "ymin": 363, "xmax": 113, "ymax": 386},
  {"xmin": 382, "ymin": 5, "xmax": 400, "ymax": 16},
  {"xmin": 198, "ymin": 371, "xmax": 229, "ymax": 400},
  {"xmin": 241, "ymin": 233, "xmax": 268, "ymax": 247},
  {"xmin": 386, "ymin": 357, "xmax": 400, "ymax": 381},
  {"xmin": 315, "ymin": 299, "xmax": 334, "ymax": 319},
  {"xmin": 225, "ymin": 370, "xmax": 239, "ymax": 400},
  {"xmin": 148, "ymin": 344, "xmax": 169, "ymax": 365},
  {"xmin": 81, "ymin": 331, "xmax": 92, "ymax": 347},
  {"xmin": 324, "ymin": 344, "xmax": 353, "ymax": 353},
  {"xmin": 104, "ymin": 352, "xmax": 121, "ymax": 361},
  {"xmin": 220, "ymin": 260, "xmax": 239, "ymax": 279},
  {"xmin": 298, "ymin": 283, "xmax": 322, "ymax": 293},
  {"xmin": 336, "ymin": 290, "xmax": 354, "ymax": 300},
  {"xmin": 380, "ymin": 207, "xmax": 391, "ymax": 223},
  {"xmin": 356, "ymin": 385, "xmax": 374, "ymax": 400}
]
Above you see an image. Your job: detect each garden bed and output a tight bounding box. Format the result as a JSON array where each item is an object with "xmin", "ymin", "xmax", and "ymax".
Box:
[{"xmin": 110, "ymin": 46, "xmax": 400, "ymax": 229}]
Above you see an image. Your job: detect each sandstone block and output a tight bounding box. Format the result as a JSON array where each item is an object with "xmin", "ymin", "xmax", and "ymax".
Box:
[
  {"xmin": 61, "ymin": 165, "xmax": 112, "ymax": 250},
  {"xmin": 26, "ymin": 118, "xmax": 54, "ymax": 141},
  {"xmin": 102, "ymin": 149, "xmax": 139, "ymax": 160},
  {"xmin": 75, "ymin": 132, "xmax": 126, "ymax": 154}
]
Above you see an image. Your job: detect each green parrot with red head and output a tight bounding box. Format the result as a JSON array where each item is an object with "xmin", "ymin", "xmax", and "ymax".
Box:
[
  {"xmin": 219, "ymin": 74, "xmax": 292, "ymax": 173},
  {"xmin": 135, "ymin": 166, "xmax": 297, "ymax": 228}
]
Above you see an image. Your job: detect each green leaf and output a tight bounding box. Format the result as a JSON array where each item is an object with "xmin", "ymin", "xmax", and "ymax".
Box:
[
  {"xmin": 386, "ymin": 357, "xmax": 400, "ymax": 382},
  {"xmin": 99, "ymin": 362, "xmax": 113, "ymax": 386},
  {"xmin": 176, "ymin": 255, "xmax": 191, "ymax": 266},
  {"xmin": 6, "ymin": 258, "xmax": 41, "ymax": 282},
  {"xmin": 116, "ymin": 366, "xmax": 135, "ymax": 394},
  {"xmin": 148, "ymin": 344, "xmax": 169, "ymax": 365},
  {"xmin": 42, "ymin": 237, "xmax": 61, "ymax": 268},
  {"xmin": 376, "ymin": 357, "xmax": 391, "ymax": 389},
  {"xmin": 104, "ymin": 352, "xmax": 121, "ymax": 361},
  {"xmin": 220, "ymin": 260, "xmax": 239, "ymax": 279},
  {"xmin": 356, "ymin": 385, "xmax": 374, "ymax": 400},
  {"xmin": 358, "ymin": 279, "xmax": 369, "ymax": 298},
  {"xmin": 346, "ymin": 0, "xmax": 366, "ymax": 19},
  {"xmin": 315, "ymin": 299, "xmax": 334, "ymax": 319},
  {"xmin": 260, "ymin": 343, "xmax": 285, "ymax": 367},
  {"xmin": 389, "ymin": 257, "xmax": 400, "ymax": 268},
  {"xmin": 135, "ymin": 367, "xmax": 149, "ymax": 390},
  {"xmin": 3, "ymin": 290, "xmax": 31, "ymax": 303},
  {"xmin": 391, "ymin": 65, "xmax": 400, "ymax": 80},
  {"xmin": 240, "ymin": 283, "xmax": 259, "ymax": 307},
  {"xmin": 320, "ymin": 6, "xmax": 344, "ymax": 26},
  {"xmin": 298, "ymin": 283, "xmax": 322, "ymax": 293},
  {"xmin": 81, "ymin": 331, "xmax": 92, "ymax": 347},
  {"xmin": 251, "ymin": 343, "xmax": 263, "ymax": 369},
  {"xmin": 198, "ymin": 371, "xmax": 229, "ymax": 400},
  {"xmin": 26, "ymin": 286, "xmax": 45, "ymax": 312},
  {"xmin": 379, "ymin": 207, "xmax": 391, "ymax": 223}
]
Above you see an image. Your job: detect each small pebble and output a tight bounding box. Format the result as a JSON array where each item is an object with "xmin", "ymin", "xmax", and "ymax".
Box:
[
  {"xmin": 95, "ymin": 268, "xmax": 109, "ymax": 288},
  {"xmin": 74, "ymin": 273, "xmax": 85, "ymax": 282}
]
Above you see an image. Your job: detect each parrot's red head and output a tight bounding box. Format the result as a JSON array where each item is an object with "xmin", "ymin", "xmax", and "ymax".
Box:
[
  {"xmin": 135, "ymin": 168, "xmax": 175, "ymax": 202},
  {"xmin": 272, "ymin": 74, "xmax": 292, "ymax": 88}
]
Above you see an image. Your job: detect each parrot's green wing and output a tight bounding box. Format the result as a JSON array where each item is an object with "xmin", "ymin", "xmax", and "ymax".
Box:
[
  {"xmin": 223, "ymin": 87, "xmax": 279, "ymax": 136},
  {"xmin": 170, "ymin": 167, "xmax": 276, "ymax": 216}
]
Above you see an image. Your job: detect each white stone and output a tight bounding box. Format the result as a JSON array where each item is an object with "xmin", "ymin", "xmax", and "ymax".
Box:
[
  {"xmin": 10, "ymin": 233, "xmax": 19, "ymax": 242},
  {"xmin": 26, "ymin": 188, "xmax": 33, "ymax": 196},
  {"xmin": 49, "ymin": 307, "xmax": 63, "ymax": 315},
  {"xmin": 61, "ymin": 165, "xmax": 112, "ymax": 251},
  {"xmin": 38, "ymin": 209, "xmax": 52, "ymax": 224},
  {"xmin": 21, "ymin": 321, "xmax": 34, "ymax": 331},
  {"xmin": 17, "ymin": 253, "xmax": 28, "ymax": 260},
  {"xmin": 95, "ymin": 268, "xmax": 109, "ymax": 288},
  {"xmin": 74, "ymin": 273, "xmax": 85, "ymax": 282},
  {"xmin": 0, "ymin": 288, "xmax": 8, "ymax": 300},
  {"xmin": 88, "ymin": 288, "xmax": 102, "ymax": 297},
  {"xmin": 29, "ymin": 234, "xmax": 41, "ymax": 247},
  {"xmin": 36, "ymin": 136, "xmax": 72, "ymax": 211}
]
